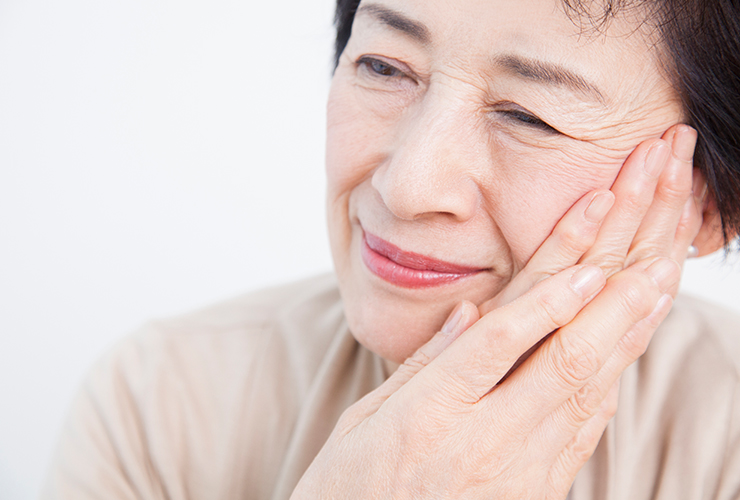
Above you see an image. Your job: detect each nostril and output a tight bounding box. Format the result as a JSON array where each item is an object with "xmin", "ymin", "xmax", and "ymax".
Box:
[{"xmin": 372, "ymin": 162, "xmax": 479, "ymax": 222}]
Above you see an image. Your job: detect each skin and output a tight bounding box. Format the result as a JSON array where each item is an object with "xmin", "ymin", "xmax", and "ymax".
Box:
[
  {"xmin": 295, "ymin": 0, "xmax": 725, "ymax": 497},
  {"xmin": 325, "ymin": 0, "xmax": 700, "ymax": 364}
]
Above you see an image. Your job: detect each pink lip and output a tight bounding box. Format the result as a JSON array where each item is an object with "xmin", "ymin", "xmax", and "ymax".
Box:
[{"xmin": 361, "ymin": 231, "xmax": 485, "ymax": 288}]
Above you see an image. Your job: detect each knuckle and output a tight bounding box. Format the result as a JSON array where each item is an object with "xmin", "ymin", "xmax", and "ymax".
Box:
[
  {"xmin": 656, "ymin": 181, "xmax": 690, "ymax": 207},
  {"xmin": 551, "ymin": 333, "xmax": 602, "ymax": 386},
  {"xmin": 561, "ymin": 409, "xmax": 613, "ymax": 472},
  {"xmin": 535, "ymin": 289, "xmax": 572, "ymax": 329},
  {"xmin": 619, "ymin": 183, "xmax": 650, "ymax": 212},
  {"xmin": 567, "ymin": 432, "xmax": 600, "ymax": 466},
  {"xmin": 403, "ymin": 349, "xmax": 431, "ymax": 373},
  {"xmin": 584, "ymin": 253, "xmax": 625, "ymax": 278},
  {"xmin": 335, "ymin": 404, "xmax": 367, "ymax": 435},
  {"xmin": 569, "ymin": 383, "xmax": 603, "ymax": 422},
  {"xmin": 613, "ymin": 276, "xmax": 655, "ymax": 319},
  {"xmin": 602, "ymin": 393, "xmax": 619, "ymax": 419},
  {"xmin": 421, "ymin": 360, "xmax": 485, "ymax": 405},
  {"xmin": 675, "ymin": 204, "xmax": 701, "ymax": 235},
  {"xmin": 624, "ymin": 247, "xmax": 657, "ymax": 269},
  {"xmin": 556, "ymin": 222, "xmax": 591, "ymax": 253},
  {"xmin": 622, "ymin": 332, "xmax": 651, "ymax": 360},
  {"xmin": 674, "ymin": 215, "xmax": 692, "ymax": 235},
  {"xmin": 618, "ymin": 323, "xmax": 653, "ymax": 360}
]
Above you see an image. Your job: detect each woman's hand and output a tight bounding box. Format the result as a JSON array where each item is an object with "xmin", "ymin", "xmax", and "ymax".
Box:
[
  {"xmin": 477, "ymin": 124, "xmax": 700, "ymax": 380},
  {"xmin": 482, "ymin": 124, "xmax": 701, "ymax": 313},
  {"xmin": 292, "ymin": 259, "xmax": 678, "ymax": 498},
  {"xmin": 291, "ymin": 125, "xmax": 701, "ymax": 498}
]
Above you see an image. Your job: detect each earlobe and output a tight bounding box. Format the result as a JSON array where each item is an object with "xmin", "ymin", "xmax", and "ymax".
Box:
[{"xmin": 691, "ymin": 196, "xmax": 727, "ymax": 257}]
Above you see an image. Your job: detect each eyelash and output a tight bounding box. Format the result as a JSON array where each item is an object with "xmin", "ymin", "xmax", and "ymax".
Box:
[
  {"xmin": 356, "ymin": 56, "xmax": 559, "ymax": 135},
  {"xmin": 496, "ymin": 109, "xmax": 559, "ymax": 134},
  {"xmin": 357, "ymin": 56, "xmax": 408, "ymax": 80}
]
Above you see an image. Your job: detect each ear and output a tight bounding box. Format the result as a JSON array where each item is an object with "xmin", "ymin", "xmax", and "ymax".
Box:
[{"xmin": 692, "ymin": 193, "xmax": 727, "ymax": 257}]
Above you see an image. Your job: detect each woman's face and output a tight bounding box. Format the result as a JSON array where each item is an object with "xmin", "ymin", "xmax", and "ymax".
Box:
[{"xmin": 326, "ymin": 0, "xmax": 682, "ymax": 363}]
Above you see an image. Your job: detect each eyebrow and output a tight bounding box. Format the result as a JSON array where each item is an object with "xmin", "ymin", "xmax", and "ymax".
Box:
[
  {"xmin": 492, "ymin": 55, "xmax": 606, "ymax": 104},
  {"xmin": 356, "ymin": 4, "xmax": 431, "ymax": 45},
  {"xmin": 357, "ymin": 3, "xmax": 606, "ymax": 104}
]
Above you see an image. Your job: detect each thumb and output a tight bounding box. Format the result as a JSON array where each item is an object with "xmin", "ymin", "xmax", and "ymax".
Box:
[
  {"xmin": 353, "ymin": 301, "xmax": 480, "ymax": 418},
  {"xmin": 397, "ymin": 300, "xmax": 481, "ymax": 378}
]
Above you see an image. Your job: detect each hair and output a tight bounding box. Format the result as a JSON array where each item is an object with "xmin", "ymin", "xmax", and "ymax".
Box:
[{"xmin": 333, "ymin": 0, "xmax": 740, "ymax": 245}]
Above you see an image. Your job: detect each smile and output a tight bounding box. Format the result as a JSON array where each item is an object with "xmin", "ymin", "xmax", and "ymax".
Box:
[{"xmin": 361, "ymin": 231, "xmax": 485, "ymax": 288}]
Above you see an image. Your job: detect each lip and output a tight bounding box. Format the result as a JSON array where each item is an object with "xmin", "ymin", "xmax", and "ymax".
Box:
[{"xmin": 361, "ymin": 230, "xmax": 486, "ymax": 288}]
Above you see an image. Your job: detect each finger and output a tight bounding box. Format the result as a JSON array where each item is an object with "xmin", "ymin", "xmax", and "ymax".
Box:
[
  {"xmin": 392, "ymin": 300, "xmax": 480, "ymax": 386},
  {"xmin": 340, "ymin": 301, "xmax": 480, "ymax": 427},
  {"xmin": 535, "ymin": 291, "xmax": 673, "ymax": 458},
  {"xmin": 488, "ymin": 257, "xmax": 679, "ymax": 435},
  {"xmin": 581, "ymin": 139, "xmax": 671, "ymax": 276},
  {"xmin": 548, "ymin": 379, "xmax": 620, "ymax": 497},
  {"xmin": 625, "ymin": 126, "xmax": 697, "ymax": 267},
  {"xmin": 480, "ymin": 190, "xmax": 614, "ymax": 315},
  {"xmin": 669, "ymin": 191, "xmax": 703, "ymax": 264},
  {"xmin": 407, "ymin": 264, "xmax": 606, "ymax": 405},
  {"xmin": 670, "ymin": 166, "xmax": 708, "ymax": 262}
]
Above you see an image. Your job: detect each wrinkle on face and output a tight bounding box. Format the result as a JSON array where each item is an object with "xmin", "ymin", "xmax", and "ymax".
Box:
[{"xmin": 326, "ymin": 0, "xmax": 685, "ymax": 363}]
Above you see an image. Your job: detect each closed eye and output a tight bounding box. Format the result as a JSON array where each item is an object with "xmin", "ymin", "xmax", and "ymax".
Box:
[{"xmin": 494, "ymin": 105, "xmax": 560, "ymax": 135}]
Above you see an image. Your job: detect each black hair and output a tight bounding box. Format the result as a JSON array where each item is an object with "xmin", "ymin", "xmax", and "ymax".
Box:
[
  {"xmin": 334, "ymin": 0, "xmax": 360, "ymax": 70},
  {"xmin": 333, "ymin": 0, "xmax": 740, "ymax": 244}
]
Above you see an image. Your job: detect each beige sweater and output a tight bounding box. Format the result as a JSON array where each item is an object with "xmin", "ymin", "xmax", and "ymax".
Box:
[{"xmin": 41, "ymin": 274, "xmax": 740, "ymax": 499}]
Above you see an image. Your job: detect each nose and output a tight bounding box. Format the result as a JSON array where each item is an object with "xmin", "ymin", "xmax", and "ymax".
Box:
[{"xmin": 371, "ymin": 95, "xmax": 483, "ymax": 222}]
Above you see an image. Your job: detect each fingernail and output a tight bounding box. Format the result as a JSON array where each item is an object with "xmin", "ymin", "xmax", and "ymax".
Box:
[
  {"xmin": 441, "ymin": 303, "xmax": 464, "ymax": 334},
  {"xmin": 584, "ymin": 191, "xmax": 615, "ymax": 223},
  {"xmin": 645, "ymin": 258, "xmax": 680, "ymax": 292},
  {"xmin": 570, "ymin": 265, "xmax": 605, "ymax": 298},
  {"xmin": 673, "ymin": 125, "xmax": 698, "ymax": 163},
  {"xmin": 648, "ymin": 294, "xmax": 674, "ymax": 321},
  {"xmin": 644, "ymin": 141, "xmax": 670, "ymax": 177}
]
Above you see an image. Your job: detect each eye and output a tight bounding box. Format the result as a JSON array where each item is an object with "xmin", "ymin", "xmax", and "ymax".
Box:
[
  {"xmin": 493, "ymin": 104, "xmax": 560, "ymax": 135},
  {"xmin": 357, "ymin": 56, "xmax": 406, "ymax": 79}
]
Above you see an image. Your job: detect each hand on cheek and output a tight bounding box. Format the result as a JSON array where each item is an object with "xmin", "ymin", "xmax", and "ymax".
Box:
[
  {"xmin": 586, "ymin": 124, "xmax": 700, "ymax": 275},
  {"xmin": 293, "ymin": 126, "xmax": 705, "ymax": 499},
  {"xmin": 480, "ymin": 123, "xmax": 701, "ymax": 318}
]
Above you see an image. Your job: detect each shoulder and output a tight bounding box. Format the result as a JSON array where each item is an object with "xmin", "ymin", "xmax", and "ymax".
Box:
[
  {"xmin": 609, "ymin": 294, "xmax": 740, "ymax": 500},
  {"xmin": 157, "ymin": 272, "xmax": 342, "ymax": 333},
  {"xmin": 632, "ymin": 293, "xmax": 740, "ymax": 396},
  {"xmin": 147, "ymin": 272, "xmax": 343, "ymax": 346},
  {"xmin": 42, "ymin": 273, "xmax": 349, "ymax": 499},
  {"xmin": 658, "ymin": 293, "xmax": 740, "ymax": 376},
  {"xmin": 634, "ymin": 293, "xmax": 740, "ymax": 409},
  {"xmin": 111, "ymin": 272, "xmax": 344, "ymax": 382},
  {"xmin": 137, "ymin": 273, "xmax": 342, "ymax": 359},
  {"xmin": 95, "ymin": 273, "xmax": 349, "ymax": 427}
]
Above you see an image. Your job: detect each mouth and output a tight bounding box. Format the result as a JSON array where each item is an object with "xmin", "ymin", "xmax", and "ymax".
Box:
[{"xmin": 361, "ymin": 230, "xmax": 486, "ymax": 289}]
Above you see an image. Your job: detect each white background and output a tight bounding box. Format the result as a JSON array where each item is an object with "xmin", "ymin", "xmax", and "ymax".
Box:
[{"xmin": 0, "ymin": 0, "xmax": 738, "ymax": 498}]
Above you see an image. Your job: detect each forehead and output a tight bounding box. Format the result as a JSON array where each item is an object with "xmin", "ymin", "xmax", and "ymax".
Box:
[
  {"xmin": 353, "ymin": 0, "xmax": 663, "ymax": 104},
  {"xmin": 355, "ymin": 0, "xmax": 653, "ymax": 44}
]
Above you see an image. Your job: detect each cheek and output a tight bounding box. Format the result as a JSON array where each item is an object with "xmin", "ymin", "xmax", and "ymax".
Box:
[
  {"xmin": 325, "ymin": 82, "xmax": 392, "ymax": 200},
  {"xmin": 325, "ymin": 77, "xmax": 400, "ymax": 274},
  {"xmin": 486, "ymin": 141, "xmax": 626, "ymax": 269}
]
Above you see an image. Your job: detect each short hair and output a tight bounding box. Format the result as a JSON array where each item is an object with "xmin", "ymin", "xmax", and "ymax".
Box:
[{"xmin": 333, "ymin": 0, "xmax": 740, "ymax": 245}]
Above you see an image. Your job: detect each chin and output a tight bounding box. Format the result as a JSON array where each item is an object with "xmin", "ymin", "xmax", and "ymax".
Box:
[
  {"xmin": 328, "ymin": 209, "xmax": 508, "ymax": 363},
  {"xmin": 337, "ymin": 262, "xmax": 486, "ymax": 364},
  {"xmin": 333, "ymin": 242, "xmax": 508, "ymax": 364},
  {"xmin": 341, "ymin": 290, "xmax": 452, "ymax": 364}
]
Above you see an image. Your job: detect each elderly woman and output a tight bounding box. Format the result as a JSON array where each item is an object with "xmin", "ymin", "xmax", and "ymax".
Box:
[{"xmin": 43, "ymin": 0, "xmax": 739, "ymax": 498}]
